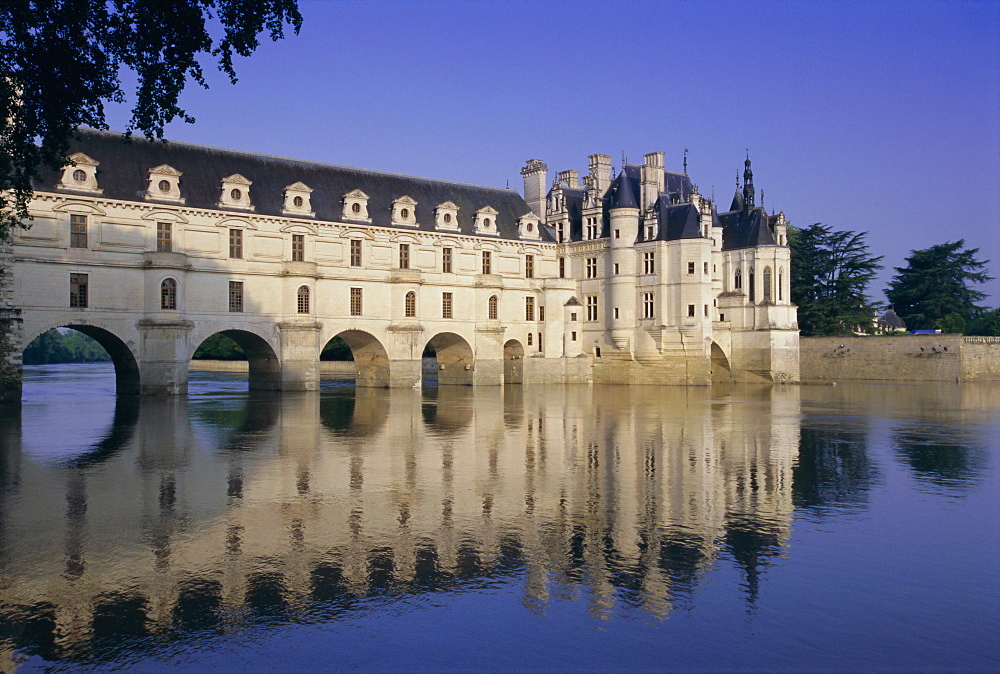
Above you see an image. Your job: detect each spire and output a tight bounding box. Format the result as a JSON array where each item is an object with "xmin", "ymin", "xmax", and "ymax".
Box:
[
  {"xmin": 742, "ymin": 153, "xmax": 755, "ymax": 217},
  {"xmin": 683, "ymin": 148, "xmax": 688, "ymax": 176}
]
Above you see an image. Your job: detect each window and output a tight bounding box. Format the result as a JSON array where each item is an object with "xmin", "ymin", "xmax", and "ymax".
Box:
[
  {"xmin": 350, "ymin": 239, "xmax": 362, "ymax": 267},
  {"xmin": 158, "ymin": 179, "xmax": 171, "ymax": 193},
  {"xmin": 229, "ymin": 229, "xmax": 243, "ymax": 259},
  {"xmin": 613, "ymin": 307, "xmax": 619, "ymax": 319},
  {"xmin": 70, "ymin": 214, "xmax": 87, "ymax": 248},
  {"xmin": 73, "ymin": 169, "xmax": 86, "ymax": 183},
  {"xmin": 642, "ymin": 292, "xmax": 654, "ymax": 319},
  {"xmin": 527, "ymin": 333, "xmax": 533, "ymax": 346},
  {"xmin": 586, "ymin": 257, "xmax": 597, "ymax": 278},
  {"xmin": 488, "ymin": 295, "xmax": 498, "ymax": 320},
  {"xmin": 292, "ymin": 234, "xmax": 305, "ymax": 262},
  {"xmin": 558, "ymin": 257, "xmax": 565, "ymax": 278},
  {"xmin": 156, "ymin": 222, "xmax": 172, "ymax": 252},
  {"xmin": 293, "ymin": 196, "xmax": 304, "ymax": 208},
  {"xmin": 442, "ymin": 292, "xmax": 453, "ymax": 319},
  {"xmin": 687, "ymin": 304, "xmax": 695, "ymax": 317},
  {"xmin": 70, "ymin": 273, "xmax": 88, "ymax": 308},
  {"xmin": 399, "ymin": 243, "xmax": 410, "ymax": 269},
  {"xmin": 229, "ymin": 281, "xmax": 244, "ymax": 312},
  {"xmin": 704, "ymin": 262, "xmax": 709, "ymax": 275},
  {"xmin": 570, "ymin": 312, "xmax": 577, "ymax": 321},
  {"xmin": 352, "ymin": 202, "xmax": 361, "ymax": 215},
  {"xmin": 297, "ymin": 285, "xmax": 310, "ymax": 314},
  {"xmin": 749, "ymin": 268, "xmax": 756, "ymax": 302},
  {"xmin": 442, "ymin": 247, "xmax": 452, "ymax": 273},
  {"xmin": 571, "ymin": 331, "xmax": 577, "ymax": 341},
  {"xmin": 525, "ymin": 254, "xmax": 534, "ymax": 278},
  {"xmin": 643, "ymin": 252, "xmax": 655, "ymax": 274},
  {"xmin": 161, "ymin": 278, "xmax": 177, "ymax": 310},
  {"xmin": 778, "ymin": 269, "xmax": 784, "ymax": 301},
  {"xmin": 763, "ymin": 266, "xmax": 772, "ymax": 302},
  {"xmin": 735, "ymin": 268, "xmax": 742, "ymax": 290},
  {"xmin": 586, "ymin": 217, "xmax": 598, "ymax": 240},
  {"xmin": 615, "ymin": 229, "xmax": 620, "ymax": 239},
  {"xmin": 613, "ymin": 263, "xmax": 619, "ymax": 275},
  {"xmin": 646, "ymin": 224, "xmax": 654, "ymax": 239},
  {"xmin": 539, "ymin": 306, "xmax": 545, "ymax": 322},
  {"xmin": 405, "ymin": 291, "xmax": 416, "ymax": 317},
  {"xmin": 526, "ymin": 296, "xmax": 535, "ymax": 321},
  {"xmin": 586, "ymin": 295, "xmax": 598, "ymax": 321},
  {"xmin": 556, "ymin": 221, "xmax": 564, "ymax": 242},
  {"xmin": 538, "ymin": 332, "xmax": 543, "ymax": 351},
  {"xmin": 350, "ymin": 287, "xmax": 363, "ymax": 316},
  {"xmin": 482, "ymin": 251, "xmax": 492, "ymax": 275},
  {"xmin": 704, "ymin": 304, "xmax": 709, "ymax": 317},
  {"xmin": 687, "ymin": 261, "xmax": 695, "ymax": 274}
]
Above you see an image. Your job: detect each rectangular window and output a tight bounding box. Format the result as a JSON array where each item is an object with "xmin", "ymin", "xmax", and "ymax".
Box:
[
  {"xmin": 156, "ymin": 221, "xmax": 172, "ymax": 252},
  {"xmin": 558, "ymin": 257, "xmax": 565, "ymax": 278},
  {"xmin": 571, "ymin": 331, "xmax": 577, "ymax": 341},
  {"xmin": 350, "ymin": 239, "xmax": 362, "ymax": 267},
  {"xmin": 646, "ymin": 225, "xmax": 655, "ymax": 239},
  {"xmin": 586, "ymin": 295, "xmax": 598, "ymax": 321},
  {"xmin": 525, "ymin": 296, "xmax": 535, "ymax": 321},
  {"xmin": 229, "ymin": 229, "xmax": 243, "ymax": 259},
  {"xmin": 292, "ymin": 234, "xmax": 305, "ymax": 262},
  {"xmin": 615, "ymin": 229, "xmax": 620, "ymax": 239},
  {"xmin": 643, "ymin": 252, "xmax": 655, "ymax": 275},
  {"xmin": 688, "ymin": 304, "xmax": 695, "ymax": 317},
  {"xmin": 442, "ymin": 247, "xmax": 452, "ymax": 273},
  {"xmin": 539, "ymin": 306, "xmax": 545, "ymax": 322},
  {"xmin": 350, "ymin": 287, "xmax": 363, "ymax": 316},
  {"xmin": 70, "ymin": 273, "xmax": 88, "ymax": 308},
  {"xmin": 688, "ymin": 261, "xmax": 695, "ymax": 274},
  {"xmin": 586, "ymin": 257, "xmax": 597, "ymax": 279},
  {"xmin": 229, "ymin": 281, "xmax": 244, "ymax": 312},
  {"xmin": 613, "ymin": 307, "xmax": 619, "ymax": 319},
  {"xmin": 482, "ymin": 251, "xmax": 492, "ymax": 275},
  {"xmin": 538, "ymin": 333, "xmax": 543, "ymax": 351},
  {"xmin": 442, "ymin": 292, "xmax": 453, "ymax": 319},
  {"xmin": 525, "ymin": 254, "xmax": 534, "ymax": 278},
  {"xmin": 704, "ymin": 304, "xmax": 709, "ymax": 317},
  {"xmin": 704, "ymin": 262, "xmax": 709, "ymax": 275},
  {"xmin": 399, "ymin": 243, "xmax": 410, "ymax": 269},
  {"xmin": 70, "ymin": 214, "xmax": 87, "ymax": 248},
  {"xmin": 613, "ymin": 263, "xmax": 619, "ymax": 275},
  {"xmin": 643, "ymin": 292, "xmax": 654, "ymax": 319},
  {"xmin": 556, "ymin": 221, "xmax": 564, "ymax": 243}
]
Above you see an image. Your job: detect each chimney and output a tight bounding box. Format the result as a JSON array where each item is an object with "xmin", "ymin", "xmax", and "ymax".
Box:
[
  {"xmin": 557, "ymin": 170, "xmax": 580, "ymax": 188},
  {"xmin": 641, "ymin": 151, "xmax": 664, "ymax": 211},
  {"xmin": 588, "ymin": 154, "xmax": 612, "ymax": 194},
  {"xmin": 521, "ymin": 159, "xmax": 548, "ymax": 222}
]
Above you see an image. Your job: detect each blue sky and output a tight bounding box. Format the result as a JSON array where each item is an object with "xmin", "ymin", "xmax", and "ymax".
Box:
[{"xmin": 105, "ymin": 0, "xmax": 1000, "ymax": 305}]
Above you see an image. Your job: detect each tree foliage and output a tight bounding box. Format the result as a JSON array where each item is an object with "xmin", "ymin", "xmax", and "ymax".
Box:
[
  {"xmin": 885, "ymin": 240, "xmax": 992, "ymax": 331},
  {"xmin": 193, "ymin": 333, "xmax": 245, "ymax": 360},
  {"xmin": 23, "ymin": 328, "xmax": 111, "ymax": 364},
  {"xmin": 788, "ymin": 223, "xmax": 883, "ymax": 336},
  {"xmin": 0, "ymin": 0, "xmax": 302, "ymax": 239}
]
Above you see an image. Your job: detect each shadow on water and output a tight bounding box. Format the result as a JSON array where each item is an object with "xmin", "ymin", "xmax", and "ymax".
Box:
[
  {"xmin": 892, "ymin": 423, "xmax": 989, "ymax": 495},
  {"xmin": 792, "ymin": 417, "xmax": 878, "ymax": 515}
]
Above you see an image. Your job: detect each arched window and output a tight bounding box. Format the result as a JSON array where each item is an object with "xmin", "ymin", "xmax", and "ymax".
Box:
[
  {"xmin": 488, "ymin": 295, "xmax": 498, "ymax": 320},
  {"xmin": 160, "ymin": 278, "xmax": 177, "ymax": 310},
  {"xmin": 527, "ymin": 333, "xmax": 533, "ymax": 346},
  {"xmin": 734, "ymin": 268, "xmax": 742, "ymax": 290},
  {"xmin": 405, "ymin": 291, "xmax": 416, "ymax": 318},
  {"xmin": 778, "ymin": 268, "xmax": 784, "ymax": 301},
  {"xmin": 763, "ymin": 266, "xmax": 772, "ymax": 302},
  {"xmin": 749, "ymin": 267, "xmax": 756, "ymax": 302},
  {"xmin": 297, "ymin": 285, "xmax": 310, "ymax": 314}
]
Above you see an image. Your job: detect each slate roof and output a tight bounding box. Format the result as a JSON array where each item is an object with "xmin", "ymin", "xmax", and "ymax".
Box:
[
  {"xmin": 717, "ymin": 206, "xmax": 778, "ymax": 250},
  {"xmin": 878, "ymin": 309, "xmax": 907, "ymax": 330},
  {"xmin": 37, "ymin": 129, "xmax": 550, "ymax": 242}
]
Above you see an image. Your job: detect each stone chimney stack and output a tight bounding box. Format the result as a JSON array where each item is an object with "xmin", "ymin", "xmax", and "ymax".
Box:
[
  {"xmin": 588, "ymin": 154, "xmax": 612, "ymax": 194},
  {"xmin": 641, "ymin": 151, "xmax": 665, "ymax": 211},
  {"xmin": 556, "ymin": 170, "xmax": 579, "ymax": 188},
  {"xmin": 521, "ymin": 159, "xmax": 548, "ymax": 223}
]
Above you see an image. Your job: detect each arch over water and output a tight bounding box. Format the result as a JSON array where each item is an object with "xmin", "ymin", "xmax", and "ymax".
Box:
[
  {"xmin": 195, "ymin": 330, "xmax": 281, "ymax": 391},
  {"xmin": 326, "ymin": 330, "xmax": 390, "ymax": 387},
  {"xmin": 711, "ymin": 341, "xmax": 733, "ymax": 383},
  {"xmin": 23, "ymin": 325, "xmax": 141, "ymax": 396},
  {"xmin": 503, "ymin": 339, "xmax": 524, "ymax": 385},
  {"xmin": 425, "ymin": 332, "xmax": 474, "ymax": 386}
]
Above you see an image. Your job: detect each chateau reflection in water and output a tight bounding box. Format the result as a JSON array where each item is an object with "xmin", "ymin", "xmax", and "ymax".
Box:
[{"xmin": 0, "ymin": 380, "xmax": 990, "ymax": 664}]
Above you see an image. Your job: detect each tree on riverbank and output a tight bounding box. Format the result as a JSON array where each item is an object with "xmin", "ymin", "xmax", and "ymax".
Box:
[
  {"xmin": 23, "ymin": 328, "xmax": 110, "ymax": 364},
  {"xmin": 789, "ymin": 223, "xmax": 883, "ymax": 336},
  {"xmin": 0, "ymin": 0, "xmax": 302, "ymax": 240},
  {"xmin": 885, "ymin": 240, "xmax": 992, "ymax": 332}
]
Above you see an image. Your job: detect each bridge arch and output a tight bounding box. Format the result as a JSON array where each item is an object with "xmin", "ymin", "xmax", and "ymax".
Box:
[
  {"xmin": 22, "ymin": 323, "xmax": 141, "ymax": 396},
  {"xmin": 425, "ymin": 332, "xmax": 474, "ymax": 386},
  {"xmin": 710, "ymin": 341, "xmax": 733, "ymax": 383},
  {"xmin": 191, "ymin": 329, "xmax": 281, "ymax": 391},
  {"xmin": 323, "ymin": 329, "xmax": 390, "ymax": 388},
  {"xmin": 503, "ymin": 339, "xmax": 524, "ymax": 384}
]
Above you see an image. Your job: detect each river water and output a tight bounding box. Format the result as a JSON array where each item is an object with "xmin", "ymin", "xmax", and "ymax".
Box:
[{"xmin": 1, "ymin": 364, "xmax": 998, "ymax": 671}]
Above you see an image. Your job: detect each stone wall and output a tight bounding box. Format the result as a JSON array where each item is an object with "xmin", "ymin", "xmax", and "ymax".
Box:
[
  {"xmin": 800, "ymin": 335, "xmax": 999, "ymax": 382},
  {"xmin": 0, "ymin": 241, "xmax": 23, "ymax": 403}
]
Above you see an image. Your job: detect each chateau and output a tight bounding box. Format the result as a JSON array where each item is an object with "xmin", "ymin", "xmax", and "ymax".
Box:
[{"xmin": 6, "ymin": 129, "xmax": 798, "ymax": 395}]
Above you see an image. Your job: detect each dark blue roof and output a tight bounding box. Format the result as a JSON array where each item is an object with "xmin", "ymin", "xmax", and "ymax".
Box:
[
  {"xmin": 718, "ymin": 206, "xmax": 778, "ymax": 250},
  {"xmin": 729, "ymin": 189, "xmax": 744, "ymax": 213},
  {"xmin": 658, "ymin": 201, "xmax": 701, "ymax": 240},
  {"xmin": 608, "ymin": 170, "xmax": 639, "ymax": 209}
]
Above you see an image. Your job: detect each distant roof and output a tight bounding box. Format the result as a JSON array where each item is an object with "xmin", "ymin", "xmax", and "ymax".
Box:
[
  {"xmin": 878, "ymin": 309, "xmax": 907, "ymax": 329},
  {"xmin": 36, "ymin": 129, "xmax": 548, "ymax": 242}
]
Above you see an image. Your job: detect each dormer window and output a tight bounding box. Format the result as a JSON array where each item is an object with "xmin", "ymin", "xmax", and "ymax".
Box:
[
  {"xmin": 474, "ymin": 206, "xmax": 499, "ymax": 236},
  {"xmin": 391, "ymin": 196, "xmax": 418, "ymax": 227},
  {"xmin": 145, "ymin": 164, "xmax": 183, "ymax": 203},
  {"xmin": 343, "ymin": 189, "xmax": 371, "ymax": 222},
  {"xmin": 219, "ymin": 174, "xmax": 253, "ymax": 210},
  {"xmin": 435, "ymin": 201, "xmax": 460, "ymax": 231},
  {"xmin": 518, "ymin": 212, "xmax": 541, "ymax": 240},
  {"xmin": 58, "ymin": 153, "xmax": 101, "ymax": 194},
  {"xmin": 282, "ymin": 182, "xmax": 314, "ymax": 217}
]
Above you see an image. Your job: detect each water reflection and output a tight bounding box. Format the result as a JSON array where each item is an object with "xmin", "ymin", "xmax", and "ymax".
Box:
[{"xmin": 1, "ymin": 373, "xmax": 998, "ymax": 668}]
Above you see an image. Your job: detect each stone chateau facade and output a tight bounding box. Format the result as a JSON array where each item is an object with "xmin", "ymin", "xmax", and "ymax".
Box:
[{"xmin": 5, "ymin": 129, "xmax": 798, "ymax": 395}]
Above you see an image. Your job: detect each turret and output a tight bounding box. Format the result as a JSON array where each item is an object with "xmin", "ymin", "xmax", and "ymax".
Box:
[{"xmin": 742, "ymin": 155, "xmax": 755, "ymax": 217}]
